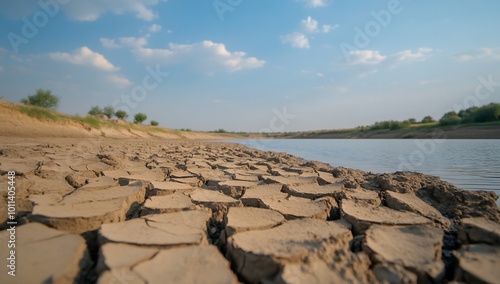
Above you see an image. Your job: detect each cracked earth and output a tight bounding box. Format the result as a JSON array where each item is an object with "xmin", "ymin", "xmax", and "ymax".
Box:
[{"xmin": 0, "ymin": 139, "xmax": 499, "ymax": 283}]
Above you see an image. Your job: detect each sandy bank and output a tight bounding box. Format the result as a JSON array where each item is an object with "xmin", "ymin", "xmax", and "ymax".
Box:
[{"xmin": 0, "ymin": 100, "xmax": 238, "ymax": 140}]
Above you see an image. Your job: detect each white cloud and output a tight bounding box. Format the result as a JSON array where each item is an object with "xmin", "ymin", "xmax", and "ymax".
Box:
[
  {"xmin": 349, "ymin": 50, "xmax": 386, "ymax": 65},
  {"xmin": 62, "ymin": 0, "xmax": 159, "ymax": 21},
  {"xmin": 302, "ymin": 17, "xmax": 319, "ymax": 33},
  {"xmin": 0, "ymin": 66, "xmax": 4, "ymax": 72},
  {"xmin": 301, "ymin": 17, "xmax": 337, "ymax": 34},
  {"xmin": 49, "ymin": 46, "xmax": 119, "ymax": 71},
  {"xmin": 119, "ymin": 37, "xmax": 148, "ymax": 48},
  {"xmin": 302, "ymin": 0, "xmax": 329, "ymax": 8},
  {"xmin": 108, "ymin": 74, "xmax": 132, "ymax": 87},
  {"xmin": 148, "ymin": 24, "xmax": 162, "ymax": 33},
  {"xmin": 135, "ymin": 40, "xmax": 265, "ymax": 73},
  {"xmin": 281, "ymin": 33, "xmax": 310, "ymax": 49},
  {"xmin": 393, "ymin": 47, "xmax": 432, "ymax": 62},
  {"xmin": 100, "ymin": 38, "xmax": 120, "ymax": 49},
  {"xmin": 322, "ymin": 24, "xmax": 338, "ymax": 33},
  {"xmin": 348, "ymin": 48, "xmax": 432, "ymax": 66},
  {"xmin": 316, "ymin": 72, "xmax": 324, "ymax": 77},
  {"xmin": 454, "ymin": 48, "xmax": 500, "ymax": 62}
]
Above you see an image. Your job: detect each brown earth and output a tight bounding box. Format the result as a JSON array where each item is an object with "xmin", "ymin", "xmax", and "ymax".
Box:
[{"xmin": 0, "ymin": 138, "xmax": 499, "ymax": 283}]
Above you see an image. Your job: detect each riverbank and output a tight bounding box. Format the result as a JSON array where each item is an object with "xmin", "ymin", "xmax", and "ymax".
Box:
[
  {"xmin": 264, "ymin": 123, "xmax": 500, "ymax": 139},
  {"xmin": 0, "ymin": 138, "xmax": 498, "ymax": 283},
  {"xmin": 0, "ymin": 99, "xmax": 240, "ymax": 140}
]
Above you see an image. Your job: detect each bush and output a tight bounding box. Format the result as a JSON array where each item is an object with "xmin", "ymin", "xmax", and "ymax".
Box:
[
  {"xmin": 408, "ymin": 118, "xmax": 417, "ymax": 124},
  {"xmin": 471, "ymin": 103, "xmax": 500, "ymax": 123},
  {"xmin": 20, "ymin": 89, "xmax": 59, "ymax": 109},
  {"xmin": 421, "ymin": 116, "xmax": 435, "ymax": 124},
  {"xmin": 439, "ymin": 111, "xmax": 462, "ymax": 126},
  {"xmin": 134, "ymin": 113, "xmax": 147, "ymax": 124},
  {"xmin": 115, "ymin": 110, "xmax": 128, "ymax": 120},
  {"xmin": 103, "ymin": 106, "xmax": 115, "ymax": 119},
  {"xmin": 150, "ymin": 120, "xmax": 159, "ymax": 126},
  {"xmin": 88, "ymin": 105, "xmax": 102, "ymax": 116},
  {"xmin": 369, "ymin": 120, "xmax": 411, "ymax": 130}
]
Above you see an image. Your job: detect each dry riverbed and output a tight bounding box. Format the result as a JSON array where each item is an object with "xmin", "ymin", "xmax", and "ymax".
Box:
[{"xmin": 0, "ymin": 138, "xmax": 499, "ymax": 283}]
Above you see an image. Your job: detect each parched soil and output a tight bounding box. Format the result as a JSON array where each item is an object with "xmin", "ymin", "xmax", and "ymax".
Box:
[{"xmin": 0, "ymin": 138, "xmax": 499, "ymax": 284}]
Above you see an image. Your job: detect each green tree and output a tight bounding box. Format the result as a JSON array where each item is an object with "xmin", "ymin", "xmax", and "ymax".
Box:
[
  {"xmin": 134, "ymin": 113, "xmax": 147, "ymax": 124},
  {"xmin": 408, "ymin": 118, "xmax": 417, "ymax": 124},
  {"xmin": 150, "ymin": 120, "xmax": 159, "ymax": 126},
  {"xmin": 439, "ymin": 111, "xmax": 462, "ymax": 126},
  {"xmin": 115, "ymin": 110, "xmax": 128, "ymax": 120},
  {"xmin": 471, "ymin": 103, "xmax": 500, "ymax": 123},
  {"xmin": 421, "ymin": 116, "xmax": 435, "ymax": 124},
  {"xmin": 20, "ymin": 89, "xmax": 59, "ymax": 109},
  {"xmin": 103, "ymin": 106, "xmax": 115, "ymax": 119},
  {"xmin": 88, "ymin": 105, "xmax": 102, "ymax": 116},
  {"xmin": 458, "ymin": 107, "xmax": 478, "ymax": 123}
]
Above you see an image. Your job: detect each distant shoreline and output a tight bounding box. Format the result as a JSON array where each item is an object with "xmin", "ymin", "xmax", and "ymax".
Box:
[{"xmin": 247, "ymin": 124, "xmax": 500, "ymax": 140}]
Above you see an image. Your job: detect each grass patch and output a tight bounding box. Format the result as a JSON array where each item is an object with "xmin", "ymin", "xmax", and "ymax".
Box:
[
  {"xmin": 72, "ymin": 115, "xmax": 102, "ymax": 128},
  {"xmin": 19, "ymin": 105, "xmax": 58, "ymax": 121}
]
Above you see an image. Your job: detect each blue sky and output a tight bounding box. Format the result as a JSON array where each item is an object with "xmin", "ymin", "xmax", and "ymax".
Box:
[{"xmin": 0, "ymin": 0, "xmax": 499, "ymax": 132}]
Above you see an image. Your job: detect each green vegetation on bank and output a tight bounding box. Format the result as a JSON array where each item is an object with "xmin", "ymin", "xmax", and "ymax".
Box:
[
  {"xmin": 440, "ymin": 103, "xmax": 500, "ymax": 126},
  {"xmin": 351, "ymin": 103, "xmax": 500, "ymax": 132},
  {"xmin": 20, "ymin": 89, "xmax": 59, "ymax": 109}
]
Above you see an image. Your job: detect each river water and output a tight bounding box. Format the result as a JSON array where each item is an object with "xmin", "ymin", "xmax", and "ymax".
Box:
[{"xmin": 231, "ymin": 139, "xmax": 500, "ymax": 205}]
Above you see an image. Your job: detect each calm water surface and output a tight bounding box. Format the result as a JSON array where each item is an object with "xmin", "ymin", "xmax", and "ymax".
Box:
[{"xmin": 231, "ymin": 139, "xmax": 500, "ymax": 205}]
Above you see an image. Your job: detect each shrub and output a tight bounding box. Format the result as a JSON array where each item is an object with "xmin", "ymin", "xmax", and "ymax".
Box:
[
  {"xmin": 421, "ymin": 116, "xmax": 435, "ymax": 124},
  {"xmin": 88, "ymin": 105, "xmax": 102, "ymax": 116},
  {"xmin": 20, "ymin": 89, "xmax": 59, "ymax": 109},
  {"xmin": 115, "ymin": 110, "xmax": 128, "ymax": 120},
  {"xmin": 369, "ymin": 120, "xmax": 411, "ymax": 130},
  {"xmin": 471, "ymin": 103, "xmax": 500, "ymax": 123},
  {"xmin": 150, "ymin": 120, "xmax": 159, "ymax": 126},
  {"xmin": 103, "ymin": 106, "xmax": 115, "ymax": 119},
  {"xmin": 439, "ymin": 111, "xmax": 462, "ymax": 126},
  {"xmin": 134, "ymin": 113, "xmax": 147, "ymax": 124}
]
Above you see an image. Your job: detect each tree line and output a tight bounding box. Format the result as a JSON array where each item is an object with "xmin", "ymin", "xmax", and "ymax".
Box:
[
  {"xmin": 359, "ymin": 103, "xmax": 500, "ymax": 131},
  {"xmin": 439, "ymin": 103, "xmax": 500, "ymax": 126},
  {"xmin": 87, "ymin": 105, "xmax": 158, "ymax": 126}
]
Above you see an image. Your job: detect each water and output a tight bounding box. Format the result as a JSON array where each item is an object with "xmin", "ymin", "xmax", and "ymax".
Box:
[{"xmin": 231, "ymin": 139, "xmax": 500, "ymax": 205}]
